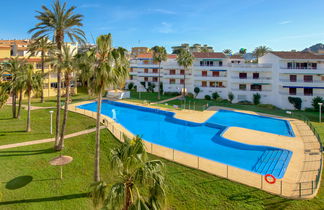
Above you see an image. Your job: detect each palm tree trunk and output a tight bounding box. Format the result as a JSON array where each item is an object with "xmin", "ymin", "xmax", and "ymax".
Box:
[
  {"xmin": 17, "ymin": 89, "xmax": 23, "ymax": 119},
  {"xmin": 87, "ymin": 78, "xmax": 91, "ymax": 99},
  {"xmin": 41, "ymin": 50, "xmax": 45, "ymax": 103},
  {"xmin": 58, "ymin": 75, "xmax": 70, "ymax": 151},
  {"xmin": 12, "ymin": 90, "xmax": 17, "ymax": 118},
  {"xmin": 26, "ymin": 89, "xmax": 31, "ymax": 132},
  {"xmin": 183, "ymin": 68, "xmax": 186, "ymax": 98},
  {"xmin": 123, "ymin": 183, "xmax": 132, "ymax": 210},
  {"xmin": 94, "ymin": 91, "xmax": 102, "ymax": 182},
  {"xmin": 157, "ymin": 63, "xmax": 161, "ymax": 100},
  {"xmin": 54, "ymin": 68, "xmax": 62, "ymax": 150}
]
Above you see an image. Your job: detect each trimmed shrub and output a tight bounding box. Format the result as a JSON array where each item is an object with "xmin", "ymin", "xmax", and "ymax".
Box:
[
  {"xmin": 257, "ymin": 104, "xmax": 279, "ymax": 110},
  {"xmin": 288, "ymin": 96, "xmax": 302, "ymax": 110},
  {"xmin": 164, "ymin": 92, "xmax": 179, "ymax": 96},
  {"xmin": 127, "ymin": 82, "xmax": 134, "ymax": 90},
  {"xmin": 194, "ymin": 87, "xmax": 200, "ymax": 98},
  {"xmin": 187, "ymin": 93, "xmax": 194, "ymax": 98},
  {"xmin": 253, "ymin": 93, "xmax": 261, "ymax": 105},
  {"xmin": 237, "ymin": 100, "xmax": 253, "ymax": 105},
  {"xmin": 212, "ymin": 92, "xmax": 220, "ymax": 100},
  {"xmin": 228, "ymin": 92, "xmax": 234, "ymax": 103},
  {"xmin": 312, "ymin": 96, "xmax": 324, "ymax": 111},
  {"xmin": 204, "ymin": 95, "xmax": 211, "ymax": 100}
]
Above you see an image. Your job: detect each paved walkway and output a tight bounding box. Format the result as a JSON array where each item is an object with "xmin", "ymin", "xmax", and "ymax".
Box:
[
  {"xmin": 150, "ymin": 95, "xmax": 183, "ymax": 104},
  {"xmin": 0, "ymin": 126, "xmax": 104, "ymax": 150}
]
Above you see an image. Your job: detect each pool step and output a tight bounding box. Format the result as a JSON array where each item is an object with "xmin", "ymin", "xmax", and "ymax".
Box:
[{"xmin": 252, "ymin": 150, "xmax": 291, "ymax": 178}]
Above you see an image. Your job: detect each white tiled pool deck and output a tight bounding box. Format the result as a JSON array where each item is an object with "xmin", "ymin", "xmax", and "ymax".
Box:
[{"xmin": 69, "ymin": 99, "xmax": 322, "ymax": 199}]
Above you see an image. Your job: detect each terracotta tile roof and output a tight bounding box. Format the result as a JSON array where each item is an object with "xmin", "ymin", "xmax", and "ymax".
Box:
[
  {"xmin": 136, "ymin": 53, "xmax": 177, "ymax": 59},
  {"xmin": 192, "ymin": 52, "xmax": 226, "ymax": 58},
  {"xmin": 167, "ymin": 54, "xmax": 177, "ymax": 59},
  {"xmin": 270, "ymin": 51, "xmax": 324, "ymax": 59},
  {"xmin": 229, "ymin": 55, "xmax": 244, "ymax": 59},
  {"xmin": 0, "ymin": 46, "xmax": 10, "ymax": 49}
]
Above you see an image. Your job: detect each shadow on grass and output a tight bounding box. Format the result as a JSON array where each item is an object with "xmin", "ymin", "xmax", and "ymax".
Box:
[
  {"xmin": 0, "ymin": 130, "xmax": 26, "ymax": 133},
  {"xmin": 5, "ymin": 176, "xmax": 33, "ymax": 190},
  {"xmin": 0, "ymin": 148, "xmax": 55, "ymax": 157},
  {"xmin": 0, "ymin": 193, "xmax": 89, "ymax": 205},
  {"xmin": 228, "ymin": 189, "xmax": 260, "ymax": 201}
]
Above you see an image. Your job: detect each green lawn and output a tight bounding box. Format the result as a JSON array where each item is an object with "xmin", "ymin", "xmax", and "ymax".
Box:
[
  {"xmin": 22, "ymin": 86, "xmax": 95, "ymax": 107},
  {"xmin": 0, "ymin": 129, "xmax": 323, "ymax": 210},
  {"xmin": 0, "ymin": 106, "xmax": 96, "ymax": 146}
]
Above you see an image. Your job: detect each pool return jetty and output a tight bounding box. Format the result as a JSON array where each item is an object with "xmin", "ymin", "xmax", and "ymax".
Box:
[{"xmin": 69, "ymin": 100, "xmax": 323, "ymax": 200}]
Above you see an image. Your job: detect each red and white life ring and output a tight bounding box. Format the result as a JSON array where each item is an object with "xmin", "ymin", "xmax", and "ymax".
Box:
[{"xmin": 265, "ymin": 174, "xmax": 276, "ymax": 184}]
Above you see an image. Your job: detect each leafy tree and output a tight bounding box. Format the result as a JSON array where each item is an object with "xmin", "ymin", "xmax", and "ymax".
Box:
[
  {"xmin": 253, "ymin": 93, "xmax": 261, "ymax": 105},
  {"xmin": 239, "ymin": 48, "xmax": 247, "ymax": 55},
  {"xmin": 228, "ymin": 92, "xmax": 234, "ymax": 103},
  {"xmin": 28, "ymin": 37, "xmax": 55, "ymax": 103},
  {"xmin": 87, "ymin": 34, "xmax": 129, "ymax": 182},
  {"xmin": 151, "ymin": 46, "xmax": 167, "ymax": 100},
  {"xmin": 212, "ymin": 92, "xmax": 220, "ymax": 100},
  {"xmin": 312, "ymin": 96, "xmax": 324, "ymax": 111},
  {"xmin": 90, "ymin": 136, "xmax": 165, "ymax": 210},
  {"xmin": 223, "ymin": 49, "xmax": 232, "ymax": 55},
  {"xmin": 127, "ymin": 82, "xmax": 134, "ymax": 90},
  {"xmin": 204, "ymin": 95, "xmax": 211, "ymax": 100},
  {"xmin": 29, "ymin": 0, "xmax": 86, "ymax": 150},
  {"xmin": 194, "ymin": 87, "xmax": 200, "ymax": 98},
  {"xmin": 17, "ymin": 64, "xmax": 43, "ymax": 132},
  {"xmin": 253, "ymin": 46, "xmax": 271, "ymax": 61},
  {"xmin": 288, "ymin": 96, "xmax": 302, "ymax": 110},
  {"xmin": 176, "ymin": 49, "xmax": 194, "ymax": 98}
]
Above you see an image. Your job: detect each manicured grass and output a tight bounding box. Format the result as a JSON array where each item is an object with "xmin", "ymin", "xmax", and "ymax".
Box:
[
  {"xmin": 22, "ymin": 86, "xmax": 95, "ymax": 107},
  {"xmin": 0, "ymin": 106, "xmax": 96, "ymax": 146},
  {"xmin": 126, "ymin": 91, "xmax": 175, "ymax": 103},
  {"xmin": 0, "ymin": 130, "xmax": 323, "ymax": 209}
]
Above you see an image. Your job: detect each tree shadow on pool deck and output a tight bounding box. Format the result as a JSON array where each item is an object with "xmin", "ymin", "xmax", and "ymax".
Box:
[
  {"xmin": 5, "ymin": 176, "xmax": 33, "ymax": 190},
  {"xmin": 0, "ymin": 148, "xmax": 56, "ymax": 157},
  {"xmin": 0, "ymin": 193, "xmax": 89, "ymax": 206}
]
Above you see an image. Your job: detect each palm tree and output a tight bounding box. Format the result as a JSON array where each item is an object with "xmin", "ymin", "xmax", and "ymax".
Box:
[
  {"xmin": 28, "ymin": 37, "xmax": 55, "ymax": 103},
  {"xmin": 17, "ymin": 64, "xmax": 43, "ymax": 132},
  {"xmin": 75, "ymin": 51, "xmax": 93, "ymax": 97},
  {"xmin": 151, "ymin": 46, "xmax": 167, "ymax": 100},
  {"xmin": 223, "ymin": 49, "xmax": 232, "ymax": 56},
  {"xmin": 3, "ymin": 57, "xmax": 26, "ymax": 118},
  {"xmin": 51, "ymin": 44, "xmax": 77, "ymax": 150},
  {"xmin": 90, "ymin": 136, "xmax": 165, "ymax": 210},
  {"xmin": 88, "ymin": 34, "xmax": 129, "ymax": 182},
  {"xmin": 239, "ymin": 48, "xmax": 247, "ymax": 55},
  {"xmin": 253, "ymin": 46, "xmax": 271, "ymax": 61},
  {"xmin": 176, "ymin": 49, "xmax": 194, "ymax": 98},
  {"xmin": 29, "ymin": 0, "xmax": 85, "ymax": 150}
]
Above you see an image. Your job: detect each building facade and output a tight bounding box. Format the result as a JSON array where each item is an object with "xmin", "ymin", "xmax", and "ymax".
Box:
[
  {"xmin": 0, "ymin": 39, "xmax": 78, "ymax": 98},
  {"xmin": 128, "ymin": 51, "xmax": 324, "ymax": 109}
]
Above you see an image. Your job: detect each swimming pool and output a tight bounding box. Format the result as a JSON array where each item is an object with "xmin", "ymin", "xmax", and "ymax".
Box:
[{"xmin": 77, "ymin": 100, "xmax": 293, "ymax": 179}]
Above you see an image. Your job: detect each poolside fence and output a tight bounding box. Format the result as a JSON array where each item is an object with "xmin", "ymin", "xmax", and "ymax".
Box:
[{"xmin": 72, "ymin": 105, "xmax": 322, "ymax": 199}]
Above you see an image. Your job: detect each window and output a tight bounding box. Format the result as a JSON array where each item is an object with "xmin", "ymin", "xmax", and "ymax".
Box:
[
  {"xmin": 239, "ymin": 84, "xmax": 246, "ymax": 90},
  {"xmin": 202, "ymin": 81, "xmax": 207, "ymax": 87},
  {"xmin": 253, "ymin": 73, "xmax": 259, "ymax": 79},
  {"xmin": 153, "ymin": 69, "xmax": 158, "ymax": 73},
  {"xmin": 212, "ymin": 71, "xmax": 219, "ymax": 77},
  {"xmin": 217, "ymin": 82, "xmax": 224, "ymax": 87},
  {"xmin": 144, "ymin": 77, "xmax": 148, "ymax": 82},
  {"xmin": 200, "ymin": 61, "xmax": 204, "ymax": 66},
  {"xmin": 304, "ymin": 75, "xmax": 313, "ymax": 82},
  {"xmin": 50, "ymin": 82, "xmax": 58, "ymax": 88},
  {"xmin": 170, "ymin": 69, "xmax": 176, "ymax": 75},
  {"xmin": 287, "ymin": 62, "xmax": 292, "ymax": 69},
  {"xmin": 251, "ymin": 84, "xmax": 262, "ymax": 91},
  {"xmin": 202, "ymin": 71, "xmax": 208, "ymax": 77},
  {"xmin": 180, "ymin": 70, "xmax": 185, "ymax": 75},
  {"xmin": 304, "ymin": 88, "xmax": 313, "ymax": 96},
  {"xmin": 289, "ymin": 88, "xmax": 296, "ymax": 95},
  {"xmin": 290, "ymin": 75, "xmax": 297, "ymax": 82},
  {"xmin": 170, "ymin": 79, "xmax": 175, "ymax": 84},
  {"xmin": 153, "ymin": 77, "xmax": 158, "ymax": 82},
  {"xmin": 130, "ymin": 68, "xmax": 133, "ymax": 72},
  {"xmin": 144, "ymin": 68, "xmax": 148, "ymax": 73},
  {"xmin": 312, "ymin": 63, "xmax": 317, "ymax": 69},
  {"xmin": 210, "ymin": 61, "xmax": 214, "ymax": 66},
  {"xmin": 129, "ymin": 75, "xmax": 133, "ymax": 80},
  {"xmin": 180, "ymin": 79, "xmax": 184, "ymax": 84},
  {"xmin": 210, "ymin": 82, "xmax": 215, "ymax": 87},
  {"xmin": 219, "ymin": 61, "xmax": 223, "ymax": 66},
  {"xmin": 321, "ymin": 76, "xmax": 324, "ymax": 81},
  {"xmin": 239, "ymin": 73, "xmax": 247, "ymax": 79}
]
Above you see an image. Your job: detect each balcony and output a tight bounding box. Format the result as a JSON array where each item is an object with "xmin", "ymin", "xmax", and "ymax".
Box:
[
  {"xmin": 228, "ymin": 63, "xmax": 272, "ymax": 71},
  {"xmin": 163, "ymin": 73, "xmax": 191, "ymax": 79},
  {"xmin": 279, "ymin": 67, "xmax": 324, "ymax": 74},
  {"xmin": 231, "ymin": 89, "xmax": 272, "ymax": 93},
  {"xmin": 231, "ymin": 76, "xmax": 271, "ymax": 83},
  {"xmin": 279, "ymin": 79, "xmax": 324, "ymax": 87},
  {"xmin": 279, "ymin": 92, "xmax": 324, "ymax": 97},
  {"xmin": 137, "ymin": 72, "xmax": 159, "ymax": 77},
  {"xmin": 194, "ymin": 75, "xmax": 227, "ymax": 81}
]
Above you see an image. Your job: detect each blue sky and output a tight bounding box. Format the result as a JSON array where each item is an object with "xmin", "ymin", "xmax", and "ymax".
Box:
[{"xmin": 1, "ymin": 0, "xmax": 324, "ymax": 53}]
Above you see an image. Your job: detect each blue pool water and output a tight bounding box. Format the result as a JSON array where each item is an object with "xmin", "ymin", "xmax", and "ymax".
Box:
[{"xmin": 77, "ymin": 100, "xmax": 293, "ymax": 179}]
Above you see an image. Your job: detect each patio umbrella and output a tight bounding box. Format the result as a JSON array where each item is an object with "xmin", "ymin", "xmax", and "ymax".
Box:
[{"xmin": 49, "ymin": 155, "xmax": 73, "ymax": 179}]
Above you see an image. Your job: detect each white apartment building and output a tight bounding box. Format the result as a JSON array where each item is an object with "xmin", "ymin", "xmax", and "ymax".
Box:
[{"xmin": 128, "ymin": 51, "xmax": 324, "ymax": 109}]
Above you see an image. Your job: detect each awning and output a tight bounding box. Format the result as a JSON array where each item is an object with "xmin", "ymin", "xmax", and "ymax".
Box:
[
  {"xmin": 209, "ymin": 69, "xmax": 227, "ymax": 72},
  {"xmin": 130, "ymin": 66, "xmax": 161, "ymax": 69},
  {"xmin": 283, "ymin": 86, "xmax": 324, "ymax": 89},
  {"xmin": 252, "ymin": 83, "xmax": 271, "ymax": 85},
  {"xmin": 3, "ymin": 74, "xmax": 11, "ymax": 76}
]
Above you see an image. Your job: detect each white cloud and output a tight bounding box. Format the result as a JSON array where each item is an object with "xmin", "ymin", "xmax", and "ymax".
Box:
[
  {"xmin": 148, "ymin": 9, "xmax": 176, "ymax": 15},
  {"xmin": 279, "ymin": 20, "xmax": 292, "ymax": 25},
  {"xmin": 156, "ymin": 22, "xmax": 174, "ymax": 34}
]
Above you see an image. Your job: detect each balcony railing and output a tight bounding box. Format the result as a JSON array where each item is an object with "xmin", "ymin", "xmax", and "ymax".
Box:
[
  {"xmin": 231, "ymin": 89, "xmax": 272, "ymax": 92},
  {"xmin": 228, "ymin": 63, "xmax": 272, "ymax": 68},
  {"xmin": 279, "ymin": 79, "xmax": 324, "ymax": 83},
  {"xmin": 279, "ymin": 92, "xmax": 324, "ymax": 97},
  {"xmin": 231, "ymin": 76, "xmax": 271, "ymax": 80}
]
